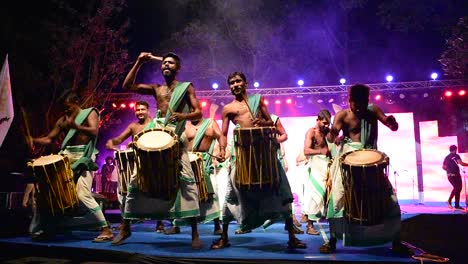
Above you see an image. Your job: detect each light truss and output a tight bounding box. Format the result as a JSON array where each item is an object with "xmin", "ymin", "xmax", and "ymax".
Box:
[{"xmin": 109, "ymin": 79, "xmax": 468, "ymax": 101}]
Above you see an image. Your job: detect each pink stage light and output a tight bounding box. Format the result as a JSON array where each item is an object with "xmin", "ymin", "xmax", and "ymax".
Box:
[
  {"xmin": 458, "ymin": 90, "xmax": 466, "ymax": 96},
  {"xmin": 201, "ymin": 101, "xmax": 207, "ymax": 108},
  {"xmin": 112, "ymin": 103, "xmax": 117, "ymax": 108},
  {"xmin": 286, "ymin": 98, "xmax": 292, "ymax": 104},
  {"xmin": 444, "ymin": 91, "xmax": 453, "ymax": 97},
  {"xmin": 264, "ymin": 99, "xmax": 269, "ymax": 105},
  {"xmin": 120, "ymin": 103, "xmax": 127, "ymax": 108},
  {"xmin": 275, "ymin": 99, "xmax": 281, "ymax": 105},
  {"xmin": 129, "ymin": 102, "xmax": 135, "ymax": 108},
  {"xmin": 375, "ymin": 94, "xmax": 382, "ymax": 101}
]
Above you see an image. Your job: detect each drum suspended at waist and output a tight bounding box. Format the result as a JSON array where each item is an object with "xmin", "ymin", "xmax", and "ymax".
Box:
[
  {"xmin": 30, "ymin": 154, "xmax": 79, "ymax": 216},
  {"xmin": 340, "ymin": 149, "xmax": 390, "ymax": 225},
  {"xmin": 133, "ymin": 128, "xmax": 180, "ymax": 200},
  {"xmin": 233, "ymin": 126, "xmax": 281, "ymax": 190}
]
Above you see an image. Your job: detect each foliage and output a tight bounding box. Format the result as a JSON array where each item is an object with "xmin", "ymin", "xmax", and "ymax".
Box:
[{"xmin": 439, "ymin": 17, "xmax": 468, "ymax": 79}]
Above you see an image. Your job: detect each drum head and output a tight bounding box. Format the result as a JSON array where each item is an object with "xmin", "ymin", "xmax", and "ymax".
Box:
[
  {"xmin": 33, "ymin": 155, "xmax": 64, "ymax": 166},
  {"xmin": 136, "ymin": 130, "xmax": 174, "ymax": 151},
  {"xmin": 342, "ymin": 149, "xmax": 385, "ymax": 166}
]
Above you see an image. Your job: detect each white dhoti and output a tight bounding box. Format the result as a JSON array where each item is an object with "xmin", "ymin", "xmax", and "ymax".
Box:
[{"xmin": 302, "ymin": 155, "xmax": 329, "ymax": 220}]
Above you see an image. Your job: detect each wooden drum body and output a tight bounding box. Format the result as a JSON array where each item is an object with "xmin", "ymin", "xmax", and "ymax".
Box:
[
  {"xmin": 133, "ymin": 128, "xmax": 180, "ymax": 200},
  {"xmin": 114, "ymin": 149, "xmax": 136, "ymax": 195},
  {"xmin": 188, "ymin": 152, "xmax": 209, "ymax": 203},
  {"xmin": 340, "ymin": 149, "xmax": 390, "ymax": 225},
  {"xmin": 32, "ymin": 154, "xmax": 79, "ymax": 215},
  {"xmin": 233, "ymin": 126, "xmax": 280, "ymax": 190}
]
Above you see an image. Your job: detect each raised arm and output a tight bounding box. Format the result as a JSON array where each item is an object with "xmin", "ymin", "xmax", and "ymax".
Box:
[
  {"xmin": 62, "ymin": 109, "xmax": 99, "ymax": 137},
  {"xmin": 122, "ymin": 52, "xmax": 159, "ymax": 94},
  {"xmin": 106, "ymin": 125, "xmax": 133, "ymax": 150},
  {"xmin": 372, "ymin": 104, "xmax": 398, "ymax": 131}
]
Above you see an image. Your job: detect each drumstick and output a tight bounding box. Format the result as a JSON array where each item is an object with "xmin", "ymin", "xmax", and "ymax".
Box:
[
  {"xmin": 205, "ymin": 151, "xmax": 223, "ymax": 161},
  {"xmin": 20, "ymin": 106, "xmax": 34, "ymax": 150}
]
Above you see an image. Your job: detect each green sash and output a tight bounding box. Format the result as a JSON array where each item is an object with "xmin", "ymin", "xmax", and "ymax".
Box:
[
  {"xmin": 191, "ymin": 119, "xmax": 211, "ymax": 152},
  {"xmin": 247, "ymin": 94, "xmax": 261, "ymax": 118},
  {"xmin": 360, "ymin": 104, "xmax": 377, "ymax": 149},
  {"xmin": 61, "ymin": 107, "xmax": 99, "ymax": 173},
  {"xmin": 164, "ymin": 82, "xmax": 191, "ymax": 137},
  {"xmin": 144, "ymin": 119, "xmax": 156, "ymax": 130}
]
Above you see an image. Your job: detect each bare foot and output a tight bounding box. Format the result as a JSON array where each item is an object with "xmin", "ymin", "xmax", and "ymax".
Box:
[
  {"xmin": 211, "ymin": 238, "xmax": 230, "ymax": 249},
  {"xmin": 192, "ymin": 236, "xmax": 202, "ymax": 249}
]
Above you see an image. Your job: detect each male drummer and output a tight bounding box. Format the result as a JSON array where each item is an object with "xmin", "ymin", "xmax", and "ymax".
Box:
[
  {"xmin": 30, "ymin": 92, "xmax": 113, "ymax": 242},
  {"xmin": 164, "ymin": 117, "xmax": 222, "ymax": 235},
  {"xmin": 122, "ymin": 52, "xmax": 203, "ymax": 249},
  {"xmin": 302, "ymin": 109, "xmax": 331, "ymax": 236},
  {"xmin": 211, "ymin": 71, "xmax": 305, "ymax": 249},
  {"xmin": 105, "ymin": 100, "xmax": 165, "ymax": 245},
  {"xmin": 322, "ymin": 84, "xmax": 410, "ymax": 255}
]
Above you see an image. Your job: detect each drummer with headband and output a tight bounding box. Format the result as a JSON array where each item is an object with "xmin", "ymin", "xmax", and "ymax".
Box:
[
  {"xmin": 29, "ymin": 92, "xmax": 113, "ymax": 242},
  {"xmin": 322, "ymin": 84, "xmax": 411, "ymax": 255},
  {"xmin": 122, "ymin": 52, "xmax": 203, "ymax": 249},
  {"xmin": 211, "ymin": 71, "xmax": 306, "ymax": 250}
]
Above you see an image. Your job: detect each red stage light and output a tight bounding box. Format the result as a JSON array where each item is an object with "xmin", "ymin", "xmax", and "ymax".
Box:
[
  {"xmin": 444, "ymin": 91, "xmax": 453, "ymax": 97},
  {"xmin": 286, "ymin": 98, "xmax": 292, "ymax": 104},
  {"xmin": 201, "ymin": 101, "xmax": 207, "ymax": 107},
  {"xmin": 264, "ymin": 99, "xmax": 269, "ymax": 105},
  {"xmin": 129, "ymin": 102, "xmax": 135, "ymax": 108},
  {"xmin": 375, "ymin": 94, "xmax": 382, "ymax": 101},
  {"xmin": 112, "ymin": 103, "xmax": 117, "ymax": 108},
  {"xmin": 120, "ymin": 103, "xmax": 127, "ymax": 108},
  {"xmin": 458, "ymin": 90, "xmax": 466, "ymax": 96},
  {"xmin": 275, "ymin": 99, "xmax": 281, "ymax": 105}
]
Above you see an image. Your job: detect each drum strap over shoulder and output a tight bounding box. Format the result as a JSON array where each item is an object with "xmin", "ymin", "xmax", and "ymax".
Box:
[
  {"xmin": 164, "ymin": 81, "xmax": 191, "ymax": 137},
  {"xmin": 248, "ymin": 94, "xmax": 261, "ymax": 117},
  {"xmin": 61, "ymin": 107, "xmax": 100, "ymax": 174}
]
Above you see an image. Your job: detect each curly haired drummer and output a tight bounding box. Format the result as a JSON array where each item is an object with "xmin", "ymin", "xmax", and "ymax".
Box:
[
  {"xmin": 211, "ymin": 71, "xmax": 306, "ymax": 250},
  {"xmin": 122, "ymin": 52, "xmax": 203, "ymax": 249},
  {"xmin": 322, "ymin": 84, "xmax": 411, "ymax": 255},
  {"xmin": 30, "ymin": 92, "xmax": 113, "ymax": 242}
]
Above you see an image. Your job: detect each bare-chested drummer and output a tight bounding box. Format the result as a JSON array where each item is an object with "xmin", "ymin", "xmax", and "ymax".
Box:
[
  {"xmin": 211, "ymin": 71, "xmax": 306, "ymax": 250},
  {"xmin": 121, "ymin": 52, "xmax": 203, "ymax": 249}
]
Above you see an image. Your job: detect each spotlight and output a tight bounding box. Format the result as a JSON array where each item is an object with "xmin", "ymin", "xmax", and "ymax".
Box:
[
  {"xmin": 459, "ymin": 90, "xmax": 466, "ymax": 96},
  {"xmin": 201, "ymin": 101, "xmax": 207, "ymax": 108},
  {"xmin": 375, "ymin": 94, "xmax": 382, "ymax": 101},
  {"xmin": 129, "ymin": 102, "xmax": 135, "ymax": 108},
  {"xmin": 386, "ymin": 75, "xmax": 394, "ymax": 82},
  {"xmin": 399, "ymin": 93, "xmax": 406, "ymax": 99},
  {"xmin": 263, "ymin": 99, "xmax": 269, "ymax": 105},
  {"xmin": 339, "ymin": 78, "xmax": 346, "ymax": 85},
  {"xmin": 253, "ymin": 81, "xmax": 260, "ymax": 88},
  {"xmin": 297, "ymin": 79, "xmax": 304, "ymax": 86},
  {"xmin": 112, "ymin": 103, "xmax": 117, "ymax": 108},
  {"xmin": 328, "ymin": 98, "xmax": 334, "ymax": 103},
  {"xmin": 286, "ymin": 98, "xmax": 292, "ymax": 104},
  {"xmin": 275, "ymin": 99, "xmax": 281, "ymax": 105},
  {"xmin": 423, "ymin": 92, "xmax": 429, "ymax": 98},
  {"xmin": 317, "ymin": 99, "xmax": 324, "ymax": 103},
  {"xmin": 212, "ymin": 83, "xmax": 219, "ymax": 89},
  {"xmin": 120, "ymin": 103, "xmax": 127, "ymax": 108},
  {"xmin": 444, "ymin": 91, "xmax": 453, "ymax": 97},
  {"xmin": 430, "ymin": 72, "xmax": 438, "ymax": 80}
]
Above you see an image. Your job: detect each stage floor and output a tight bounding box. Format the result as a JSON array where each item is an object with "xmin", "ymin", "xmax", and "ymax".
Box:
[{"xmin": 0, "ymin": 201, "xmax": 465, "ymax": 263}]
